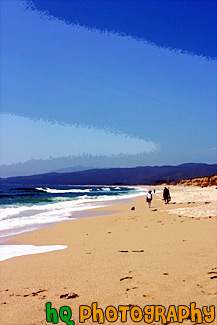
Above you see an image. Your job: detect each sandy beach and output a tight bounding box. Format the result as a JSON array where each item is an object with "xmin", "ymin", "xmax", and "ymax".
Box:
[{"xmin": 0, "ymin": 185, "xmax": 216, "ymax": 324}]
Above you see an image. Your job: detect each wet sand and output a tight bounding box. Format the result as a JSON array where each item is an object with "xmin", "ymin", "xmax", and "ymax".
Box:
[{"xmin": 0, "ymin": 186, "xmax": 216, "ymax": 324}]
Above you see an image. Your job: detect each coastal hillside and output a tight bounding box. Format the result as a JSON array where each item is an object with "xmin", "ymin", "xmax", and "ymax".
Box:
[
  {"xmin": 0, "ymin": 163, "xmax": 216, "ymax": 186},
  {"xmin": 170, "ymin": 174, "xmax": 217, "ymax": 187}
]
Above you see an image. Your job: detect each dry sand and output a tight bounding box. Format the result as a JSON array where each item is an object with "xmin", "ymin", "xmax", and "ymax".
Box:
[{"xmin": 0, "ymin": 185, "xmax": 216, "ymax": 324}]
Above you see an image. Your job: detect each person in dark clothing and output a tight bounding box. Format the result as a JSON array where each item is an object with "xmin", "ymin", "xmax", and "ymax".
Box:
[{"xmin": 163, "ymin": 187, "xmax": 170, "ymax": 204}]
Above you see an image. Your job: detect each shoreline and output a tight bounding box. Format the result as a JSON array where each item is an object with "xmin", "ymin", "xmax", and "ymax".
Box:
[
  {"xmin": 0, "ymin": 186, "xmax": 147, "ymax": 247},
  {"xmin": 2, "ymin": 195, "xmax": 137, "ymax": 248},
  {"xmin": 0, "ymin": 185, "xmax": 216, "ymax": 324},
  {"xmin": 0, "ymin": 187, "xmax": 150, "ymax": 259},
  {"xmin": 0, "ymin": 185, "xmax": 151, "ymax": 245}
]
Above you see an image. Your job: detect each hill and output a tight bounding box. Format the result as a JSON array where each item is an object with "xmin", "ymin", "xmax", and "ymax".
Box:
[
  {"xmin": 52, "ymin": 166, "xmax": 94, "ymax": 173},
  {"xmin": 170, "ymin": 174, "xmax": 217, "ymax": 187},
  {"xmin": 0, "ymin": 163, "xmax": 216, "ymax": 186}
]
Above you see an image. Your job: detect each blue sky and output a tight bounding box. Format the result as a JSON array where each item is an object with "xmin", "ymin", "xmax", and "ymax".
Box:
[{"xmin": 0, "ymin": 0, "xmax": 216, "ymax": 177}]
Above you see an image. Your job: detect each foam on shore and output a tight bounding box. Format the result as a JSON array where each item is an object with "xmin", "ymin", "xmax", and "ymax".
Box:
[
  {"xmin": 0, "ymin": 244, "xmax": 67, "ymax": 261},
  {"xmin": 0, "ymin": 187, "xmax": 150, "ymax": 240}
]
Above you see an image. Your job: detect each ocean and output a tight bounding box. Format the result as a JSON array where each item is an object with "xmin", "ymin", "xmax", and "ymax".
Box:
[{"xmin": 0, "ymin": 185, "xmax": 149, "ymax": 243}]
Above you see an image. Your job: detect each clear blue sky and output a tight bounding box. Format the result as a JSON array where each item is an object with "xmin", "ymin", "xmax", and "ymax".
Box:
[{"xmin": 0, "ymin": 0, "xmax": 216, "ymax": 177}]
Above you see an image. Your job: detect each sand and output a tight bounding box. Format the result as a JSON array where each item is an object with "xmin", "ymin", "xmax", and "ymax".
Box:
[{"xmin": 0, "ymin": 185, "xmax": 216, "ymax": 324}]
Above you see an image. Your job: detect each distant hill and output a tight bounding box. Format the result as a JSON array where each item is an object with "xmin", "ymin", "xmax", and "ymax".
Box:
[
  {"xmin": 0, "ymin": 163, "xmax": 216, "ymax": 186},
  {"xmin": 52, "ymin": 166, "xmax": 94, "ymax": 173}
]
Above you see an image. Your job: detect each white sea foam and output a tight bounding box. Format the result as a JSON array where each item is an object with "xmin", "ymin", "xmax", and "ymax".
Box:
[
  {"xmin": 101, "ymin": 187, "xmax": 111, "ymax": 191},
  {"xmin": 0, "ymin": 244, "xmax": 67, "ymax": 261},
  {"xmin": 36, "ymin": 187, "xmax": 91, "ymax": 193},
  {"xmin": 0, "ymin": 198, "xmax": 104, "ymax": 231}
]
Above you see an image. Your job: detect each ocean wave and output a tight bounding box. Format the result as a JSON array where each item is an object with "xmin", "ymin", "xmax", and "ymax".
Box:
[
  {"xmin": 0, "ymin": 196, "xmax": 107, "ymax": 231},
  {"xmin": 0, "ymin": 244, "xmax": 67, "ymax": 261},
  {"xmin": 35, "ymin": 187, "xmax": 91, "ymax": 194}
]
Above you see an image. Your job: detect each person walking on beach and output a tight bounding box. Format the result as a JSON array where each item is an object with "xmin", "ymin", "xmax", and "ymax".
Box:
[
  {"xmin": 163, "ymin": 187, "xmax": 170, "ymax": 204},
  {"xmin": 146, "ymin": 190, "xmax": 152, "ymax": 208}
]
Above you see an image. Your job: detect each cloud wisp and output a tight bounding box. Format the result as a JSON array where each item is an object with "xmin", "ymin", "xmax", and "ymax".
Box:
[
  {"xmin": 0, "ymin": 114, "xmax": 158, "ymax": 166},
  {"xmin": 195, "ymin": 147, "xmax": 217, "ymax": 154}
]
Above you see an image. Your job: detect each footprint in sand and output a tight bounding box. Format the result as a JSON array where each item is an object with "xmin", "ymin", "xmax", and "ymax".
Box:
[
  {"xmin": 23, "ymin": 289, "xmax": 47, "ymax": 297},
  {"xmin": 60, "ymin": 293, "xmax": 79, "ymax": 299},
  {"xmin": 125, "ymin": 287, "xmax": 138, "ymax": 295},
  {"xmin": 126, "ymin": 287, "xmax": 138, "ymax": 292},
  {"xmin": 120, "ymin": 277, "xmax": 132, "ymax": 281},
  {"xmin": 132, "ymin": 250, "xmax": 144, "ymax": 253}
]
